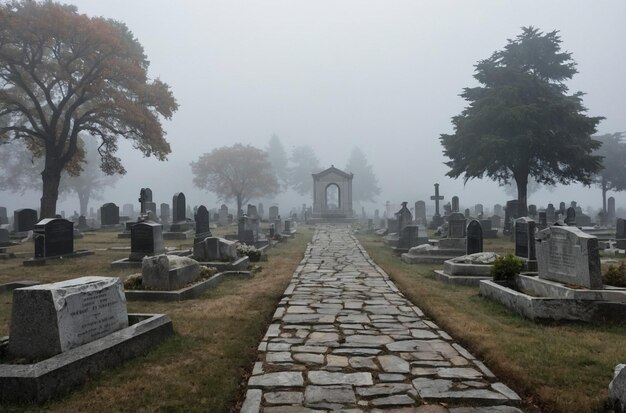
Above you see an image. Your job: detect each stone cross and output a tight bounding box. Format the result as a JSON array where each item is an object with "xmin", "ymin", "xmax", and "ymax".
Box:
[{"xmin": 430, "ymin": 183, "xmax": 444, "ymax": 216}]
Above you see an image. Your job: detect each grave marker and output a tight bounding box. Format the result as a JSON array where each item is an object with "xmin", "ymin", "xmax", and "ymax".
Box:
[
  {"xmin": 466, "ymin": 219, "xmax": 483, "ymax": 255},
  {"xmin": 33, "ymin": 218, "xmax": 74, "ymax": 258},
  {"xmin": 130, "ymin": 221, "xmax": 164, "ymax": 261},
  {"xmin": 14, "ymin": 208, "xmax": 38, "ymax": 233}
]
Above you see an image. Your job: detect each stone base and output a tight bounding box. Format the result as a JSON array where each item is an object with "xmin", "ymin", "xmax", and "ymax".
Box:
[
  {"xmin": 196, "ymin": 256, "xmax": 250, "ymax": 272},
  {"xmin": 0, "ymin": 313, "xmax": 173, "ymax": 403},
  {"xmin": 23, "ymin": 250, "xmax": 94, "ymax": 267},
  {"xmin": 434, "ymin": 270, "xmax": 491, "ymax": 287},
  {"xmin": 401, "ymin": 249, "xmax": 465, "ymax": 265},
  {"xmin": 163, "ymin": 230, "xmax": 193, "ymax": 240},
  {"xmin": 125, "ymin": 271, "xmax": 252, "ymax": 301},
  {"xmin": 0, "ymin": 280, "xmax": 40, "ymax": 292},
  {"xmin": 479, "ymin": 276, "xmax": 626, "ymax": 322}
]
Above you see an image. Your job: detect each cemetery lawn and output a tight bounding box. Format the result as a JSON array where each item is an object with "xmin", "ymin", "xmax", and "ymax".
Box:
[
  {"xmin": 0, "ymin": 225, "xmax": 313, "ymax": 412},
  {"xmin": 358, "ymin": 231, "xmax": 626, "ymax": 413}
]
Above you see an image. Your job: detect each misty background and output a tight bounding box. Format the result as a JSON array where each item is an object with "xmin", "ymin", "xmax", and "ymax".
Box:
[{"xmin": 2, "ymin": 0, "xmax": 626, "ymax": 216}]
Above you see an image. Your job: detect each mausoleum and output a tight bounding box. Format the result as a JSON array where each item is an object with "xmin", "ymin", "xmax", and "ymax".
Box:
[{"xmin": 310, "ymin": 165, "xmax": 357, "ymax": 223}]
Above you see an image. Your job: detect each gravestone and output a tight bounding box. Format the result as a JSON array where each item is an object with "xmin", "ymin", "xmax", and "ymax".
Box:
[
  {"xmin": 514, "ymin": 217, "xmax": 536, "ymax": 262},
  {"xmin": 576, "ymin": 208, "xmax": 592, "ymax": 226},
  {"xmin": 617, "ymin": 218, "xmax": 626, "ymax": 249},
  {"xmin": 0, "ymin": 228, "xmax": 9, "ymax": 244},
  {"xmin": 414, "ymin": 201, "xmax": 426, "ymax": 224},
  {"xmin": 480, "ymin": 219, "xmax": 497, "ymax": 238},
  {"xmin": 269, "ymin": 206, "xmax": 279, "ymax": 221},
  {"xmin": 268, "ymin": 224, "xmax": 275, "ymax": 238},
  {"xmin": 538, "ymin": 211, "xmax": 547, "ymax": 229},
  {"xmin": 565, "ymin": 207, "xmax": 576, "ymax": 226},
  {"xmin": 247, "ymin": 204, "xmax": 258, "ymax": 219},
  {"xmin": 284, "ymin": 219, "xmax": 292, "ymax": 234},
  {"xmin": 451, "ymin": 196, "xmax": 460, "ymax": 213},
  {"xmin": 122, "ymin": 203, "xmax": 134, "ymax": 220},
  {"xmin": 503, "ymin": 200, "xmax": 520, "ymax": 234},
  {"xmin": 139, "ymin": 188, "xmax": 153, "ymax": 214},
  {"xmin": 559, "ymin": 202, "xmax": 566, "ymax": 216},
  {"xmin": 142, "ymin": 255, "xmax": 201, "ymax": 291},
  {"xmin": 172, "ymin": 193, "xmax": 186, "ymax": 223},
  {"xmin": 130, "ymin": 221, "xmax": 165, "ymax": 261},
  {"xmin": 448, "ymin": 212, "xmax": 467, "ymax": 238},
  {"xmin": 528, "ymin": 204, "xmax": 537, "ymax": 218},
  {"xmin": 14, "ymin": 208, "xmax": 38, "ymax": 233},
  {"xmin": 494, "ymin": 204, "xmax": 503, "ymax": 217},
  {"xmin": 397, "ymin": 225, "xmax": 423, "ymax": 250},
  {"xmin": 33, "ymin": 218, "xmax": 74, "ymax": 258},
  {"xmin": 193, "ymin": 237, "xmax": 238, "ymax": 262},
  {"xmin": 8, "ymin": 276, "xmax": 128, "ymax": 359},
  {"xmin": 374, "ymin": 209, "xmax": 380, "ymax": 222},
  {"xmin": 490, "ymin": 215, "xmax": 501, "ymax": 229},
  {"xmin": 0, "ymin": 206, "xmax": 8, "ymax": 225},
  {"xmin": 100, "ymin": 203, "xmax": 120, "ymax": 226},
  {"xmin": 258, "ymin": 203, "xmax": 264, "ymax": 219},
  {"xmin": 466, "ymin": 220, "xmax": 483, "ymax": 255},
  {"xmin": 464, "ymin": 208, "xmax": 471, "ymax": 219},
  {"xmin": 608, "ymin": 197, "xmax": 616, "ymax": 222},
  {"xmin": 160, "ymin": 203, "xmax": 170, "ymax": 224},
  {"xmin": 546, "ymin": 204, "xmax": 556, "ymax": 224},
  {"xmin": 475, "ymin": 204, "xmax": 484, "ymax": 218},
  {"xmin": 429, "ymin": 183, "xmax": 445, "ymax": 229},
  {"xmin": 535, "ymin": 226, "xmax": 601, "ymax": 289},
  {"xmin": 194, "ymin": 205, "xmax": 210, "ymax": 236},
  {"xmin": 219, "ymin": 204, "xmax": 229, "ymax": 226},
  {"xmin": 238, "ymin": 215, "xmax": 255, "ymax": 244},
  {"xmin": 77, "ymin": 215, "xmax": 89, "ymax": 230},
  {"xmin": 396, "ymin": 202, "xmax": 412, "ymax": 233}
]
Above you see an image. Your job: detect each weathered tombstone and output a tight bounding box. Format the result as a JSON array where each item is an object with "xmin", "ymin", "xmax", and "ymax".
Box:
[
  {"xmin": 130, "ymin": 221, "xmax": 165, "ymax": 261},
  {"xmin": 194, "ymin": 205, "xmax": 210, "ymax": 236},
  {"xmin": 142, "ymin": 254, "xmax": 200, "ymax": 291},
  {"xmin": 494, "ymin": 204, "xmax": 503, "ymax": 217},
  {"xmin": 559, "ymin": 202, "xmax": 566, "ymax": 216},
  {"xmin": 451, "ymin": 196, "xmax": 460, "ymax": 213},
  {"xmin": 546, "ymin": 203, "xmax": 556, "ymax": 224},
  {"xmin": 464, "ymin": 208, "xmax": 471, "ymax": 219},
  {"xmin": 448, "ymin": 212, "xmax": 467, "ymax": 238},
  {"xmin": 14, "ymin": 208, "xmax": 38, "ymax": 233},
  {"xmin": 429, "ymin": 183, "xmax": 445, "ymax": 229},
  {"xmin": 491, "ymin": 215, "xmax": 501, "ymax": 229},
  {"xmin": 538, "ymin": 211, "xmax": 547, "ymax": 229},
  {"xmin": 480, "ymin": 219, "xmax": 498, "ymax": 238},
  {"xmin": 0, "ymin": 206, "xmax": 8, "ymax": 225},
  {"xmin": 160, "ymin": 203, "xmax": 170, "ymax": 224},
  {"xmin": 268, "ymin": 224, "xmax": 275, "ymax": 238},
  {"xmin": 258, "ymin": 203, "xmax": 264, "ymax": 219},
  {"xmin": 100, "ymin": 203, "xmax": 120, "ymax": 226},
  {"xmin": 238, "ymin": 215, "xmax": 255, "ymax": 244},
  {"xmin": 193, "ymin": 237, "xmax": 238, "ymax": 262},
  {"xmin": 269, "ymin": 206, "xmax": 279, "ymax": 221},
  {"xmin": 528, "ymin": 204, "xmax": 537, "ymax": 218},
  {"xmin": 247, "ymin": 204, "xmax": 258, "ymax": 219},
  {"xmin": 139, "ymin": 188, "xmax": 153, "ymax": 214},
  {"xmin": 8, "ymin": 276, "xmax": 129, "ymax": 359},
  {"xmin": 514, "ymin": 217, "xmax": 536, "ymax": 263},
  {"xmin": 284, "ymin": 219, "xmax": 292, "ymax": 234},
  {"xmin": 396, "ymin": 202, "xmax": 412, "ymax": 233},
  {"xmin": 171, "ymin": 193, "xmax": 186, "ymax": 223},
  {"xmin": 616, "ymin": 218, "xmax": 626, "ymax": 250},
  {"xmin": 122, "ymin": 203, "xmax": 134, "ymax": 219},
  {"xmin": 503, "ymin": 200, "xmax": 520, "ymax": 235},
  {"xmin": 0, "ymin": 228, "xmax": 9, "ymax": 244},
  {"xmin": 77, "ymin": 215, "xmax": 89, "ymax": 230},
  {"xmin": 219, "ymin": 204, "xmax": 229, "ymax": 226},
  {"xmin": 475, "ymin": 204, "xmax": 484, "ymax": 218},
  {"xmin": 397, "ymin": 225, "xmax": 423, "ymax": 250},
  {"xmin": 466, "ymin": 220, "xmax": 483, "ymax": 255},
  {"xmin": 33, "ymin": 218, "xmax": 74, "ymax": 258},
  {"xmin": 414, "ymin": 201, "xmax": 426, "ymax": 224},
  {"xmin": 374, "ymin": 209, "xmax": 380, "ymax": 222},
  {"xmin": 565, "ymin": 207, "xmax": 576, "ymax": 226},
  {"xmin": 535, "ymin": 226, "xmax": 602, "ymax": 289},
  {"xmin": 608, "ymin": 197, "xmax": 616, "ymax": 222}
]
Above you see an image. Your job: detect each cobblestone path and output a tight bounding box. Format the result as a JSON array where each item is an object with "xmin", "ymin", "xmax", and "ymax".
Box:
[{"xmin": 241, "ymin": 225, "xmax": 523, "ymax": 413}]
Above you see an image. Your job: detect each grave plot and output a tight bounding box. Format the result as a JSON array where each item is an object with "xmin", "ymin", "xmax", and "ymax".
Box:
[
  {"xmin": 0, "ymin": 276, "xmax": 172, "ymax": 402},
  {"xmin": 23, "ymin": 218, "xmax": 93, "ymax": 266}
]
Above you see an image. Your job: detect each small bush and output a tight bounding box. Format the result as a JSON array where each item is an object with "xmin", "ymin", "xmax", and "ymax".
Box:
[
  {"xmin": 237, "ymin": 244, "xmax": 262, "ymax": 262},
  {"xmin": 123, "ymin": 273, "xmax": 142, "ymax": 290},
  {"xmin": 490, "ymin": 254, "xmax": 523, "ymax": 282},
  {"xmin": 200, "ymin": 266, "xmax": 218, "ymax": 278},
  {"xmin": 603, "ymin": 262, "xmax": 626, "ymax": 287}
]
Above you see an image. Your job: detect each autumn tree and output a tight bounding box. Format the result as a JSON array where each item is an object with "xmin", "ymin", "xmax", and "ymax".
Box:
[
  {"xmin": 265, "ymin": 134, "xmax": 289, "ymax": 188},
  {"xmin": 288, "ymin": 145, "xmax": 320, "ymax": 196},
  {"xmin": 191, "ymin": 144, "xmax": 279, "ymax": 214},
  {"xmin": 345, "ymin": 147, "xmax": 380, "ymax": 204},
  {"xmin": 440, "ymin": 27, "xmax": 602, "ymax": 216},
  {"xmin": 0, "ymin": 1, "xmax": 177, "ymax": 218},
  {"xmin": 593, "ymin": 132, "xmax": 626, "ymax": 214}
]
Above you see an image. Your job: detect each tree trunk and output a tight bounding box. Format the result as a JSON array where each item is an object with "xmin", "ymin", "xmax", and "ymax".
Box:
[
  {"xmin": 602, "ymin": 179, "xmax": 607, "ymax": 214},
  {"xmin": 236, "ymin": 194, "xmax": 243, "ymax": 218},
  {"xmin": 40, "ymin": 167, "xmax": 62, "ymax": 218},
  {"xmin": 78, "ymin": 189, "xmax": 90, "ymax": 217},
  {"xmin": 515, "ymin": 175, "xmax": 528, "ymax": 217}
]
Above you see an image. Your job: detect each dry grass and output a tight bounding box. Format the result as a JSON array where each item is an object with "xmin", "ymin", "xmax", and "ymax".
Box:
[
  {"xmin": 0, "ymin": 225, "xmax": 312, "ymax": 413},
  {"xmin": 357, "ymin": 232, "xmax": 626, "ymax": 413}
]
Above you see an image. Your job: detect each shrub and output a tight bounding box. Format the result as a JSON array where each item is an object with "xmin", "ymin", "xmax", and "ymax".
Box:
[
  {"xmin": 603, "ymin": 262, "xmax": 626, "ymax": 287},
  {"xmin": 123, "ymin": 273, "xmax": 142, "ymax": 290},
  {"xmin": 237, "ymin": 244, "xmax": 262, "ymax": 262},
  {"xmin": 490, "ymin": 254, "xmax": 523, "ymax": 282}
]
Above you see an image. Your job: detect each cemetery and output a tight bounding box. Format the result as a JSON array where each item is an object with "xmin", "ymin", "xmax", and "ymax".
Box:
[{"xmin": 1, "ymin": 2, "xmax": 626, "ymax": 412}]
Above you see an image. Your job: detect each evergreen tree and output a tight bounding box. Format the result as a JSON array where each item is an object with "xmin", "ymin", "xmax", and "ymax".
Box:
[
  {"xmin": 345, "ymin": 147, "xmax": 380, "ymax": 204},
  {"xmin": 265, "ymin": 134, "xmax": 289, "ymax": 188},
  {"xmin": 288, "ymin": 145, "xmax": 320, "ymax": 196},
  {"xmin": 593, "ymin": 132, "xmax": 626, "ymax": 214}
]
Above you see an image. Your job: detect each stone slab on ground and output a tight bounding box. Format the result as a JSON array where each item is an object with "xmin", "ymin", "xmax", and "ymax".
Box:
[{"xmin": 241, "ymin": 225, "xmax": 521, "ymax": 411}]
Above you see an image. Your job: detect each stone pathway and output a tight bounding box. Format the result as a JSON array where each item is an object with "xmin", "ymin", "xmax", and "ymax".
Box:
[{"xmin": 241, "ymin": 225, "xmax": 523, "ymax": 413}]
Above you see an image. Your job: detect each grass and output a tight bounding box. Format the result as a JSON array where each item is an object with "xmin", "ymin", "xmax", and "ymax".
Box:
[
  {"xmin": 357, "ymin": 231, "xmax": 626, "ymax": 413},
  {"xmin": 0, "ymin": 224, "xmax": 313, "ymax": 412}
]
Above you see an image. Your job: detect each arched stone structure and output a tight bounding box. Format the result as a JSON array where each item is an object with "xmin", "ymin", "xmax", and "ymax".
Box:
[{"xmin": 311, "ymin": 166, "xmax": 357, "ymax": 223}]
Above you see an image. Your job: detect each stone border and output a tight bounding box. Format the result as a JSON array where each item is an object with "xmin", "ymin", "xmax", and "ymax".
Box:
[
  {"xmin": 22, "ymin": 250, "xmax": 94, "ymax": 267},
  {"xmin": 196, "ymin": 256, "xmax": 250, "ymax": 272},
  {"xmin": 0, "ymin": 280, "xmax": 40, "ymax": 293},
  {"xmin": 0, "ymin": 313, "xmax": 173, "ymax": 403},
  {"xmin": 434, "ymin": 270, "xmax": 490, "ymax": 287},
  {"xmin": 479, "ymin": 279, "xmax": 626, "ymax": 322},
  {"xmin": 125, "ymin": 271, "xmax": 252, "ymax": 301}
]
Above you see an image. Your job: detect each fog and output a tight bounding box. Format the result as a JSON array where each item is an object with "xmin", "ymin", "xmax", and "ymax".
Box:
[{"xmin": 3, "ymin": 0, "xmax": 626, "ymax": 216}]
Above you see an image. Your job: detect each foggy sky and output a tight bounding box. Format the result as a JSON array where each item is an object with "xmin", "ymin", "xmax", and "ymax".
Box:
[{"xmin": 3, "ymin": 1, "xmax": 626, "ymax": 215}]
